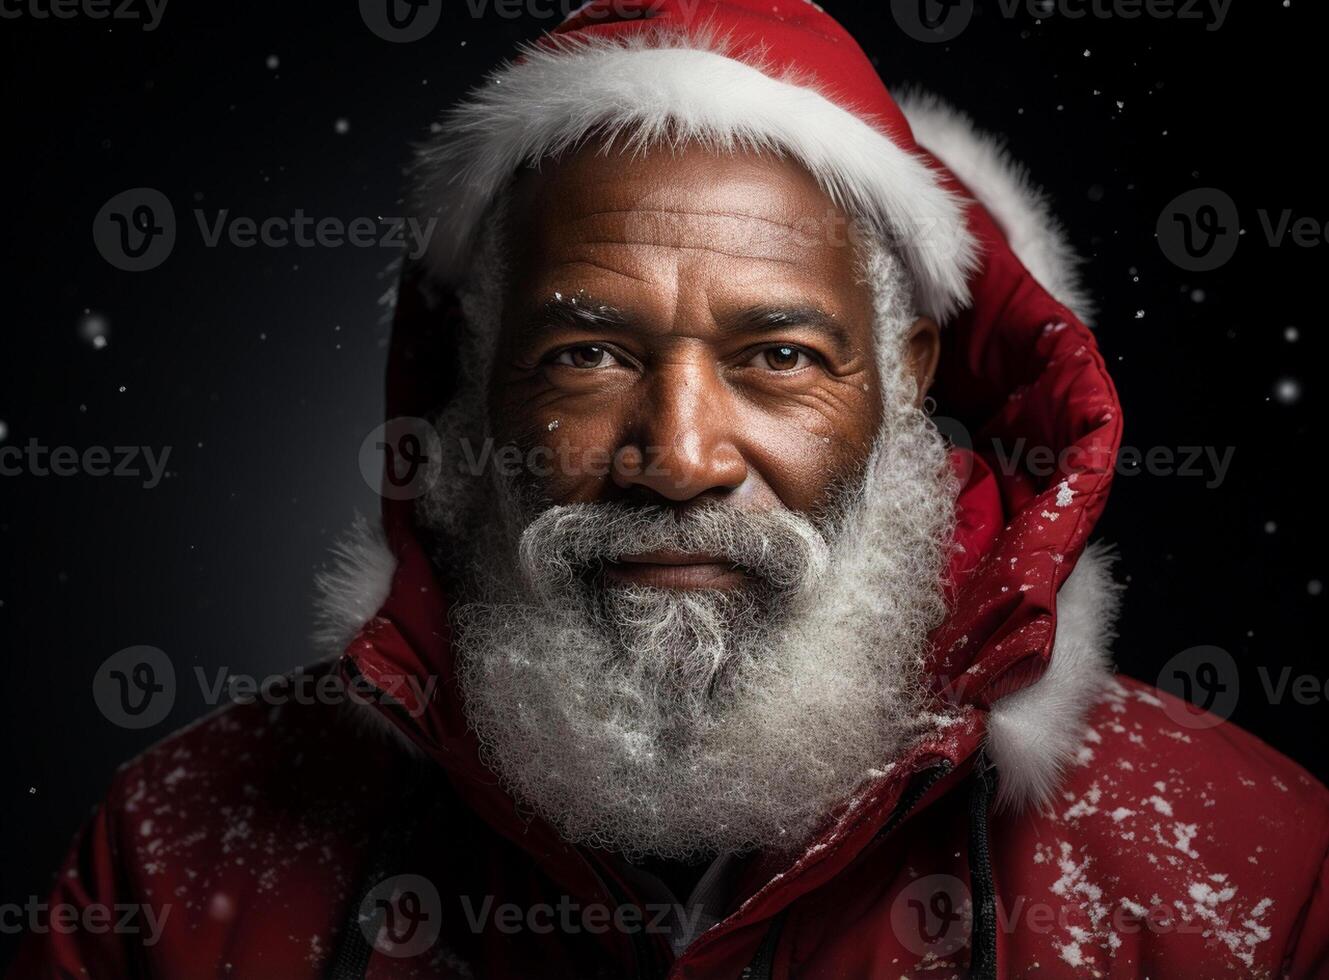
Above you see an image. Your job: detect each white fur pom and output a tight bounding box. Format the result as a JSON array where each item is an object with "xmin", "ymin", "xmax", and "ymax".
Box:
[
  {"xmin": 312, "ymin": 515, "xmax": 397, "ymax": 657},
  {"xmin": 986, "ymin": 542, "xmax": 1121, "ymax": 810},
  {"xmin": 898, "ymin": 90, "xmax": 1096, "ymax": 325}
]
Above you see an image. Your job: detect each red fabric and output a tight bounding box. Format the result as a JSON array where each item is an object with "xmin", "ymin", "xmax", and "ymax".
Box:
[
  {"xmin": 12, "ymin": 2, "xmax": 1328, "ymax": 978},
  {"xmin": 13, "ymin": 673, "xmax": 1328, "ymax": 978}
]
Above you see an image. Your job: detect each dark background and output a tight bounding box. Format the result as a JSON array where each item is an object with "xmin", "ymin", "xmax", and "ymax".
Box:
[{"xmin": 2, "ymin": 0, "xmax": 1324, "ymax": 967}]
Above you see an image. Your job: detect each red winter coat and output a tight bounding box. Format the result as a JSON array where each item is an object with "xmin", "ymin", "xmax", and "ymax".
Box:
[{"xmin": 13, "ymin": 37, "xmax": 1329, "ymax": 980}]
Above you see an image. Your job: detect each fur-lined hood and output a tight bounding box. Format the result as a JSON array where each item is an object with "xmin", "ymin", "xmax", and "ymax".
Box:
[{"xmin": 325, "ymin": 89, "xmax": 1122, "ymax": 821}]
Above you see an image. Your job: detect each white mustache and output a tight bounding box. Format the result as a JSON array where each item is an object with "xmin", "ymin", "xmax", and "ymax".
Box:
[{"xmin": 517, "ymin": 500, "xmax": 833, "ymax": 597}]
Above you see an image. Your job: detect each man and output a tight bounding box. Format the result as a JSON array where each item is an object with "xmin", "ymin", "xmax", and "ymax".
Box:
[{"xmin": 14, "ymin": 1, "xmax": 1329, "ymax": 977}]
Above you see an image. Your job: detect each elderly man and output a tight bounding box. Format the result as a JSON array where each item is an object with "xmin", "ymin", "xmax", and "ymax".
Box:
[{"xmin": 15, "ymin": 1, "xmax": 1329, "ymax": 977}]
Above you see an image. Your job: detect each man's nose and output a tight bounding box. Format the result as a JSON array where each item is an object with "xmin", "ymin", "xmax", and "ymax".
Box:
[{"xmin": 611, "ymin": 362, "xmax": 748, "ymax": 502}]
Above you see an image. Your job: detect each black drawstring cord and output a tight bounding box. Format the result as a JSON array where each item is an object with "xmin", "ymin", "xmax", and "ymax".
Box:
[
  {"xmin": 739, "ymin": 909, "xmax": 788, "ymax": 980},
  {"xmin": 967, "ymin": 756, "xmax": 999, "ymax": 979},
  {"xmin": 739, "ymin": 761, "xmax": 959, "ymax": 980},
  {"xmin": 325, "ymin": 769, "xmax": 432, "ymax": 980}
]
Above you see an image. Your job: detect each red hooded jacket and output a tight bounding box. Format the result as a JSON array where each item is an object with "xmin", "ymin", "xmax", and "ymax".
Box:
[{"xmin": 12, "ymin": 2, "xmax": 1329, "ymax": 977}]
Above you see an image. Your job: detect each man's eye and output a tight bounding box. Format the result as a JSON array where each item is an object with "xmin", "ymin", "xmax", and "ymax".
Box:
[
  {"xmin": 552, "ymin": 345, "xmax": 616, "ymax": 369},
  {"xmin": 752, "ymin": 345, "xmax": 812, "ymax": 372}
]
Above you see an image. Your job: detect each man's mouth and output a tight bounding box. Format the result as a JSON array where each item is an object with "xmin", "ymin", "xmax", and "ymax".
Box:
[{"xmin": 602, "ymin": 550, "xmax": 750, "ymax": 590}]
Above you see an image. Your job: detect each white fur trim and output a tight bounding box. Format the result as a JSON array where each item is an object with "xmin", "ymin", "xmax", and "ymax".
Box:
[
  {"xmin": 898, "ymin": 91, "xmax": 1095, "ymax": 324},
  {"xmin": 986, "ymin": 542, "xmax": 1121, "ymax": 810},
  {"xmin": 312, "ymin": 519, "xmax": 425, "ymax": 755},
  {"xmin": 312, "ymin": 515, "xmax": 397, "ymax": 657},
  {"xmin": 411, "ymin": 29, "xmax": 977, "ymax": 322}
]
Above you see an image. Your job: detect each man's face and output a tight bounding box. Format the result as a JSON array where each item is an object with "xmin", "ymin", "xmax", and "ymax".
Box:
[
  {"xmin": 430, "ymin": 143, "xmax": 955, "ymax": 860},
  {"xmin": 488, "ymin": 142, "xmax": 936, "ymax": 588}
]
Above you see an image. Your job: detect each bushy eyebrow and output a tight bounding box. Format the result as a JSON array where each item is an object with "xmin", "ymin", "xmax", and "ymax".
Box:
[
  {"xmin": 520, "ymin": 295, "xmax": 631, "ymax": 334},
  {"xmin": 519, "ymin": 296, "xmax": 857, "ymax": 359},
  {"xmin": 722, "ymin": 304, "xmax": 856, "ymax": 359}
]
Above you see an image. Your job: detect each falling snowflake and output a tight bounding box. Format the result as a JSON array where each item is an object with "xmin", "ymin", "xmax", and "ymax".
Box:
[{"xmin": 1273, "ymin": 378, "xmax": 1301, "ymax": 404}]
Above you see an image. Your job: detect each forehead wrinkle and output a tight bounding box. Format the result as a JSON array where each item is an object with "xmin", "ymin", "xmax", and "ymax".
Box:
[
  {"xmin": 573, "ymin": 205, "xmax": 821, "ymax": 238},
  {"xmin": 555, "ymin": 254, "xmax": 656, "ymax": 286},
  {"xmin": 570, "ymin": 240, "xmax": 802, "ymax": 267},
  {"xmin": 558, "ymin": 203, "xmax": 824, "ymax": 267}
]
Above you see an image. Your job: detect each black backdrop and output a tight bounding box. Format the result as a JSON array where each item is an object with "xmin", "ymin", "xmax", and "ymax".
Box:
[{"xmin": 2, "ymin": 1, "xmax": 1325, "ymax": 967}]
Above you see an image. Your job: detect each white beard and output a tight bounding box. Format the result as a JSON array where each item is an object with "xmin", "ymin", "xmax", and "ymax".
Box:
[{"xmin": 417, "ymin": 226, "xmax": 957, "ymax": 860}]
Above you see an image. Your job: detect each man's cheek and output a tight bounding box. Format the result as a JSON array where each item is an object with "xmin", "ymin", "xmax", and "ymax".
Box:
[
  {"xmin": 489, "ymin": 390, "xmax": 616, "ymax": 493},
  {"xmin": 737, "ymin": 397, "xmax": 879, "ymax": 509},
  {"xmin": 507, "ymin": 433, "xmax": 623, "ymax": 503},
  {"xmin": 748, "ymin": 438, "xmax": 864, "ymax": 512},
  {"xmin": 561, "ymin": 443, "xmax": 616, "ymax": 491}
]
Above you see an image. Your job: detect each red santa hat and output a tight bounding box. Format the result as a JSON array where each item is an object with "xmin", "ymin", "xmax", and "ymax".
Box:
[{"xmin": 409, "ymin": 0, "xmax": 978, "ymax": 321}]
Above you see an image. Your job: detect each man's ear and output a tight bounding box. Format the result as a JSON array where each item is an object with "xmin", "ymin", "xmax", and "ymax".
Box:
[{"xmin": 905, "ymin": 316, "xmax": 941, "ymax": 408}]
